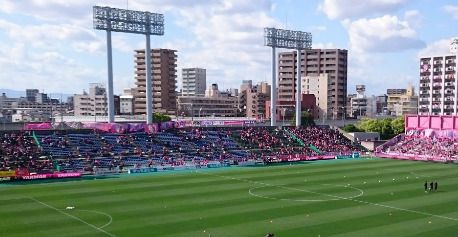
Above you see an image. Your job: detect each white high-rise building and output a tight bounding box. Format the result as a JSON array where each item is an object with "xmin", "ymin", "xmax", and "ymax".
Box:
[
  {"xmin": 182, "ymin": 68, "xmax": 206, "ymax": 96},
  {"xmin": 301, "ymin": 74, "xmax": 329, "ymax": 119},
  {"xmin": 419, "ymin": 38, "xmax": 458, "ymax": 115}
]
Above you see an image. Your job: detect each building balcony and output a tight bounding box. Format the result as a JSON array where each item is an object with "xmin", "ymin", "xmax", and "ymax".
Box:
[{"xmin": 419, "ymin": 101, "xmax": 429, "ymax": 105}]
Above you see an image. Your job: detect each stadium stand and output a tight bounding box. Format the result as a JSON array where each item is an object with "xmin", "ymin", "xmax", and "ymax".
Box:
[
  {"xmin": 0, "ymin": 126, "xmax": 360, "ymax": 175},
  {"xmin": 377, "ymin": 135, "xmax": 458, "ymax": 162},
  {"xmin": 289, "ymin": 126, "xmax": 359, "ymax": 153}
]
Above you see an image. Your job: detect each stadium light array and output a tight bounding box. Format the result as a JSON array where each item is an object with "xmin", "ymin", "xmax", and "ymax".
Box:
[
  {"xmin": 93, "ymin": 6, "xmax": 164, "ymax": 124},
  {"xmin": 264, "ymin": 27, "xmax": 312, "ymax": 127}
]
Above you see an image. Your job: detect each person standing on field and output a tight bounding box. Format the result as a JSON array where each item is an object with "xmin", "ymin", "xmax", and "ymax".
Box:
[{"xmin": 424, "ymin": 181, "xmax": 428, "ymax": 192}]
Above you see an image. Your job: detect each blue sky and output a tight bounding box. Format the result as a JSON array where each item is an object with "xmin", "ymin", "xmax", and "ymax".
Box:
[{"xmin": 0, "ymin": 0, "xmax": 457, "ymax": 96}]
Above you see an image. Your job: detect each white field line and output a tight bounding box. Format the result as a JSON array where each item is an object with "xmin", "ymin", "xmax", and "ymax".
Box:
[
  {"xmin": 198, "ymin": 171, "xmax": 458, "ymax": 222},
  {"xmin": 248, "ymin": 184, "xmax": 364, "ymax": 202},
  {"xmin": 57, "ymin": 209, "xmax": 113, "ymax": 229},
  {"xmin": 29, "ymin": 197, "xmax": 118, "ymax": 237}
]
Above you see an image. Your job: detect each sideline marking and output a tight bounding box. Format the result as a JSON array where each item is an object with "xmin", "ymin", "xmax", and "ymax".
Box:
[
  {"xmin": 29, "ymin": 197, "xmax": 118, "ymax": 237},
  {"xmin": 198, "ymin": 171, "xmax": 458, "ymax": 222},
  {"xmin": 248, "ymin": 184, "xmax": 364, "ymax": 202}
]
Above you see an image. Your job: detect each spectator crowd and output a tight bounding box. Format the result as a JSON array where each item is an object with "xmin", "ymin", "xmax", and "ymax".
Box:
[
  {"xmin": 383, "ymin": 135, "xmax": 458, "ymax": 159},
  {"xmin": 0, "ymin": 126, "xmax": 360, "ymax": 174}
]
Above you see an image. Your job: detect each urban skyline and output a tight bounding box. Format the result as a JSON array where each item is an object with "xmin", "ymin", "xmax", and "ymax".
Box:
[{"xmin": 0, "ymin": 0, "xmax": 457, "ymax": 96}]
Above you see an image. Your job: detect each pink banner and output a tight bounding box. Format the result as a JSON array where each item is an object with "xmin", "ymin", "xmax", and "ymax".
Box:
[
  {"xmin": 405, "ymin": 115, "xmax": 458, "ymax": 131},
  {"xmin": 19, "ymin": 172, "xmax": 81, "ymax": 180},
  {"xmin": 267, "ymin": 154, "xmax": 335, "ymax": 163},
  {"xmin": 24, "ymin": 123, "xmax": 52, "ymax": 130}
]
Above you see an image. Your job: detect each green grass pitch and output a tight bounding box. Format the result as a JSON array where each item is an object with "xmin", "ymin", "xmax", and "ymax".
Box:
[{"xmin": 1, "ymin": 158, "xmax": 458, "ymax": 237}]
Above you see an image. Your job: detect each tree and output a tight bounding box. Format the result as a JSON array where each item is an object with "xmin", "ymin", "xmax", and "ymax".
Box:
[
  {"xmin": 391, "ymin": 117, "xmax": 405, "ymax": 135},
  {"xmin": 291, "ymin": 111, "xmax": 315, "ymax": 126},
  {"xmin": 355, "ymin": 117, "xmax": 405, "ymax": 140},
  {"xmin": 342, "ymin": 124, "xmax": 362, "ymax": 132},
  {"xmin": 152, "ymin": 112, "xmax": 171, "ymax": 123}
]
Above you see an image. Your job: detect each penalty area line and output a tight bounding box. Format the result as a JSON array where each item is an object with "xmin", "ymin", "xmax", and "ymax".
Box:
[{"xmin": 28, "ymin": 197, "xmax": 118, "ymax": 237}]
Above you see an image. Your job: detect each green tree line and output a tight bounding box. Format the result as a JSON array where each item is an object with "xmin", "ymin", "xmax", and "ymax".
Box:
[{"xmin": 342, "ymin": 117, "xmax": 404, "ymax": 140}]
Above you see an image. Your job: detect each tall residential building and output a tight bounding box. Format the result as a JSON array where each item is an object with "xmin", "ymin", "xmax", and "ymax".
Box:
[
  {"xmin": 133, "ymin": 49, "xmax": 177, "ymax": 115},
  {"xmin": 278, "ymin": 49, "xmax": 348, "ymax": 119},
  {"xmin": 419, "ymin": 39, "xmax": 458, "ymax": 115},
  {"xmin": 239, "ymin": 81, "xmax": 271, "ymax": 118},
  {"xmin": 301, "ymin": 73, "xmax": 328, "ymax": 119},
  {"xmin": 387, "ymin": 85, "xmax": 418, "ymax": 116},
  {"xmin": 182, "ymin": 68, "xmax": 206, "ymax": 96}
]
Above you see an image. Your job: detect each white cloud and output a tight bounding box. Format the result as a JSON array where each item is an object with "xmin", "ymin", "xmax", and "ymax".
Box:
[
  {"xmin": 0, "ymin": 19, "xmax": 99, "ymax": 51},
  {"xmin": 342, "ymin": 13, "xmax": 425, "ymax": 94},
  {"xmin": 444, "ymin": 5, "xmax": 458, "ymax": 19},
  {"xmin": 0, "ymin": 0, "xmax": 90, "ymax": 25},
  {"xmin": 0, "ymin": 0, "xmax": 280, "ymax": 92},
  {"xmin": 418, "ymin": 38, "xmax": 454, "ymax": 57},
  {"xmin": 160, "ymin": 0, "xmax": 280, "ymax": 89},
  {"xmin": 344, "ymin": 15, "xmax": 425, "ymax": 54},
  {"xmin": 0, "ymin": 42, "xmax": 103, "ymax": 92},
  {"xmin": 404, "ymin": 10, "xmax": 423, "ymax": 27},
  {"xmin": 319, "ymin": 0, "xmax": 410, "ymax": 20}
]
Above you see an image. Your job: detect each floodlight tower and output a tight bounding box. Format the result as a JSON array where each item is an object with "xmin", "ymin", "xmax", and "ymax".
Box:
[
  {"xmin": 93, "ymin": 6, "xmax": 164, "ymax": 124},
  {"xmin": 264, "ymin": 28, "xmax": 312, "ymax": 127}
]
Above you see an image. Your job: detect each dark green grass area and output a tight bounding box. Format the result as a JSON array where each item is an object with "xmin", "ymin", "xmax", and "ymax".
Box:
[{"xmin": 1, "ymin": 158, "xmax": 458, "ymax": 237}]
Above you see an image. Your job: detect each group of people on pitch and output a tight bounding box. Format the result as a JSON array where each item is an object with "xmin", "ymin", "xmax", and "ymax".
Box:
[{"xmin": 424, "ymin": 181, "xmax": 438, "ymax": 192}]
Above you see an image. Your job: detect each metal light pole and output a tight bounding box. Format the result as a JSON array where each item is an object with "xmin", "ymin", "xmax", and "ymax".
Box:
[
  {"xmin": 342, "ymin": 106, "xmax": 345, "ymax": 127},
  {"xmin": 264, "ymin": 27, "xmax": 312, "ymax": 127},
  {"xmin": 282, "ymin": 108, "xmax": 286, "ymax": 127},
  {"xmin": 93, "ymin": 6, "xmax": 164, "ymax": 124},
  {"xmin": 199, "ymin": 107, "xmax": 202, "ymax": 118},
  {"xmin": 106, "ymin": 29, "xmax": 114, "ymax": 123},
  {"xmin": 296, "ymin": 49, "xmax": 302, "ymax": 127},
  {"xmin": 271, "ymin": 46, "xmax": 277, "ymax": 126},
  {"xmin": 145, "ymin": 33, "xmax": 153, "ymax": 124}
]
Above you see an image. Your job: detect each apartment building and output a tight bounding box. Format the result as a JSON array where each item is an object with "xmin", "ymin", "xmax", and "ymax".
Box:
[
  {"xmin": 278, "ymin": 49, "xmax": 348, "ymax": 119},
  {"xmin": 133, "ymin": 49, "xmax": 177, "ymax": 115},
  {"xmin": 177, "ymin": 84, "xmax": 238, "ymax": 117},
  {"xmin": 74, "ymin": 84, "xmax": 120, "ymax": 116},
  {"xmin": 419, "ymin": 44, "xmax": 458, "ymax": 115},
  {"xmin": 182, "ymin": 68, "xmax": 206, "ymax": 96},
  {"xmin": 239, "ymin": 80, "xmax": 270, "ymax": 118},
  {"xmin": 301, "ymin": 74, "xmax": 328, "ymax": 119},
  {"xmin": 387, "ymin": 86, "xmax": 418, "ymax": 116}
]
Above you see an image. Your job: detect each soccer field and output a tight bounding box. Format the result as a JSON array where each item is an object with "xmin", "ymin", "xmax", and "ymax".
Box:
[{"xmin": 1, "ymin": 158, "xmax": 458, "ymax": 237}]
